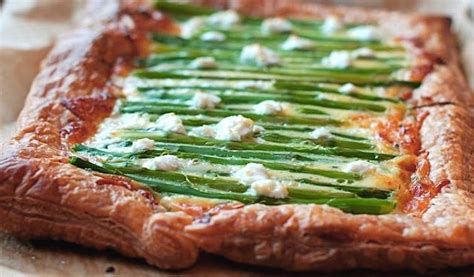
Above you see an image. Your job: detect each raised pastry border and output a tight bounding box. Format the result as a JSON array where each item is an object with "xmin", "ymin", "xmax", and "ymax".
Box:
[{"xmin": 0, "ymin": 0, "xmax": 472, "ymax": 272}]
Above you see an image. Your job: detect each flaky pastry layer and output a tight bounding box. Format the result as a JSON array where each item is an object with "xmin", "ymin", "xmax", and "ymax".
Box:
[{"xmin": 0, "ymin": 0, "xmax": 472, "ymax": 272}]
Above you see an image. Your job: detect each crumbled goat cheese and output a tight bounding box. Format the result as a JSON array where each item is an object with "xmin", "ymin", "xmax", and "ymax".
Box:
[
  {"xmin": 131, "ymin": 138, "xmax": 155, "ymax": 152},
  {"xmin": 200, "ymin": 31, "xmax": 226, "ymax": 42},
  {"xmin": 142, "ymin": 155, "xmax": 181, "ymax": 171},
  {"xmin": 119, "ymin": 113, "xmax": 152, "ymax": 129},
  {"xmin": 321, "ymin": 50, "xmax": 352, "ymax": 68},
  {"xmin": 344, "ymin": 160, "xmax": 375, "ymax": 174},
  {"xmin": 351, "ymin": 47, "xmax": 376, "ymax": 58},
  {"xmin": 233, "ymin": 163, "xmax": 288, "ymax": 199},
  {"xmin": 119, "ymin": 15, "xmax": 135, "ymax": 30},
  {"xmin": 348, "ymin": 25, "xmax": 381, "ymax": 41},
  {"xmin": 310, "ymin": 127, "xmax": 332, "ymax": 140},
  {"xmin": 281, "ymin": 35, "xmax": 315, "ymax": 50},
  {"xmin": 235, "ymin": 80, "xmax": 274, "ymax": 90},
  {"xmin": 321, "ymin": 15, "xmax": 344, "ymax": 34},
  {"xmin": 181, "ymin": 17, "xmax": 206, "ymax": 39},
  {"xmin": 190, "ymin": 57, "xmax": 218, "ymax": 69},
  {"xmin": 240, "ymin": 44, "xmax": 281, "ymax": 67},
  {"xmin": 233, "ymin": 163, "xmax": 271, "ymax": 185},
  {"xmin": 189, "ymin": 92, "xmax": 221, "ymax": 109},
  {"xmin": 207, "ymin": 10, "xmax": 240, "ymax": 28},
  {"xmin": 253, "ymin": 100, "xmax": 289, "ymax": 115},
  {"xmin": 338, "ymin": 83, "xmax": 358, "ymax": 94},
  {"xmin": 253, "ymin": 125, "xmax": 265, "ymax": 134},
  {"xmin": 251, "ymin": 179, "xmax": 288, "ymax": 199},
  {"xmin": 156, "ymin": 113, "xmax": 186, "ymax": 134},
  {"xmin": 374, "ymin": 87, "xmax": 386, "ymax": 97},
  {"xmin": 215, "ymin": 115, "xmax": 256, "ymax": 141},
  {"xmin": 261, "ymin": 18, "xmax": 292, "ymax": 34},
  {"xmin": 189, "ymin": 125, "xmax": 216, "ymax": 138}
]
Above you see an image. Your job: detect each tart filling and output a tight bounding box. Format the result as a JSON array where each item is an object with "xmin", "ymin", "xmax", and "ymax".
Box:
[{"xmin": 70, "ymin": 2, "xmax": 426, "ymax": 215}]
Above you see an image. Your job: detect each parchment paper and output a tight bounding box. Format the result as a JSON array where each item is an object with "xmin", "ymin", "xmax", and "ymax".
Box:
[{"xmin": 0, "ymin": 0, "xmax": 473, "ymax": 275}]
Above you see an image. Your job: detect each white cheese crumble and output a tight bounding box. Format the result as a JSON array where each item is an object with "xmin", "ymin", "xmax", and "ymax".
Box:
[
  {"xmin": 351, "ymin": 47, "xmax": 376, "ymax": 58},
  {"xmin": 251, "ymin": 179, "xmax": 288, "ymax": 199},
  {"xmin": 233, "ymin": 163, "xmax": 288, "ymax": 199},
  {"xmin": 119, "ymin": 113, "xmax": 152, "ymax": 129},
  {"xmin": 235, "ymin": 80, "xmax": 274, "ymax": 90},
  {"xmin": 233, "ymin": 163, "xmax": 271, "ymax": 184},
  {"xmin": 207, "ymin": 10, "xmax": 240, "ymax": 29},
  {"xmin": 321, "ymin": 50, "xmax": 352, "ymax": 68},
  {"xmin": 253, "ymin": 125, "xmax": 265, "ymax": 134},
  {"xmin": 200, "ymin": 31, "xmax": 226, "ymax": 42},
  {"xmin": 119, "ymin": 15, "xmax": 135, "ymax": 31},
  {"xmin": 142, "ymin": 155, "xmax": 182, "ymax": 171},
  {"xmin": 180, "ymin": 17, "xmax": 206, "ymax": 39},
  {"xmin": 190, "ymin": 57, "xmax": 218, "ymax": 69},
  {"xmin": 189, "ymin": 92, "xmax": 221, "ymax": 109},
  {"xmin": 338, "ymin": 83, "xmax": 358, "ymax": 94},
  {"xmin": 215, "ymin": 115, "xmax": 256, "ymax": 141},
  {"xmin": 374, "ymin": 87, "xmax": 386, "ymax": 97},
  {"xmin": 310, "ymin": 127, "xmax": 332, "ymax": 140},
  {"xmin": 253, "ymin": 100, "xmax": 289, "ymax": 115},
  {"xmin": 155, "ymin": 113, "xmax": 186, "ymax": 134},
  {"xmin": 131, "ymin": 138, "xmax": 155, "ymax": 152},
  {"xmin": 240, "ymin": 44, "xmax": 281, "ymax": 67},
  {"xmin": 189, "ymin": 125, "xmax": 216, "ymax": 138},
  {"xmin": 344, "ymin": 160, "xmax": 375, "ymax": 174},
  {"xmin": 348, "ymin": 25, "xmax": 381, "ymax": 41},
  {"xmin": 281, "ymin": 35, "xmax": 315, "ymax": 51},
  {"xmin": 261, "ymin": 17, "xmax": 292, "ymax": 34},
  {"xmin": 321, "ymin": 15, "xmax": 344, "ymax": 34}
]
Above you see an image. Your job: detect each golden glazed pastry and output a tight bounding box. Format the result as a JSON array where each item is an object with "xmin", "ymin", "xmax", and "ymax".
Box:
[{"xmin": 0, "ymin": 0, "xmax": 472, "ymax": 273}]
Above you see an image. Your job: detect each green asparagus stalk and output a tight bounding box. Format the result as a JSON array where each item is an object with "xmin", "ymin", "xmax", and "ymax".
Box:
[
  {"xmin": 125, "ymin": 90, "xmax": 387, "ymax": 112},
  {"xmin": 154, "ymin": 0, "xmax": 215, "ymax": 16},
  {"xmin": 69, "ymin": 156, "xmax": 395, "ymax": 214},
  {"xmin": 260, "ymin": 132, "xmax": 374, "ymax": 150},
  {"xmin": 119, "ymin": 102, "xmax": 342, "ymax": 126},
  {"xmin": 114, "ymin": 130, "xmax": 397, "ymax": 161}
]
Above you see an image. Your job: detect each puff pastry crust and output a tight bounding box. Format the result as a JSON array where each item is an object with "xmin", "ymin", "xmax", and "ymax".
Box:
[{"xmin": 0, "ymin": 0, "xmax": 472, "ymax": 272}]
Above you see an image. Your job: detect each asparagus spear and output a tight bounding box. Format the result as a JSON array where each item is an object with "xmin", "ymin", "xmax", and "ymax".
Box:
[
  {"xmin": 124, "ymin": 90, "xmax": 387, "ymax": 112},
  {"xmin": 114, "ymin": 130, "xmax": 397, "ymax": 161},
  {"xmin": 136, "ymin": 83, "xmax": 398, "ymax": 104},
  {"xmin": 259, "ymin": 132, "xmax": 374, "ymax": 150},
  {"xmin": 75, "ymin": 143, "xmax": 361, "ymax": 180},
  {"xmin": 69, "ymin": 156, "xmax": 395, "ymax": 214},
  {"xmin": 74, "ymin": 144, "xmax": 394, "ymax": 199},
  {"xmin": 155, "ymin": 0, "xmax": 215, "ymax": 16},
  {"xmin": 133, "ymin": 69, "xmax": 408, "ymax": 86},
  {"xmin": 119, "ymin": 103, "xmax": 342, "ymax": 126}
]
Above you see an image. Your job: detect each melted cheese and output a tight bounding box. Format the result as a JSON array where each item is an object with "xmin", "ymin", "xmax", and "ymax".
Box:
[
  {"xmin": 253, "ymin": 100, "xmax": 289, "ymax": 115},
  {"xmin": 181, "ymin": 17, "xmax": 206, "ymax": 39},
  {"xmin": 143, "ymin": 155, "xmax": 182, "ymax": 171},
  {"xmin": 261, "ymin": 18, "xmax": 292, "ymax": 34},
  {"xmin": 322, "ymin": 16, "xmax": 344, "ymax": 34},
  {"xmin": 200, "ymin": 31, "xmax": 226, "ymax": 42},
  {"xmin": 321, "ymin": 51, "xmax": 352, "ymax": 68},
  {"xmin": 348, "ymin": 26, "xmax": 382, "ymax": 41},
  {"xmin": 344, "ymin": 160, "xmax": 376, "ymax": 174},
  {"xmin": 338, "ymin": 83, "xmax": 358, "ymax": 94},
  {"xmin": 207, "ymin": 10, "xmax": 240, "ymax": 28},
  {"xmin": 155, "ymin": 113, "xmax": 187, "ymax": 134},
  {"xmin": 189, "ymin": 92, "xmax": 221, "ymax": 109},
  {"xmin": 214, "ymin": 115, "xmax": 256, "ymax": 141},
  {"xmin": 310, "ymin": 127, "xmax": 332, "ymax": 140},
  {"xmin": 240, "ymin": 44, "xmax": 281, "ymax": 67},
  {"xmin": 281, "ymin": 35, "xmax": 315, "ymax": 51},
  {"xmin": 131, "ymin": 138, "xmax": 155, "ymax": 152},
  {"xmin": 190, "ymin": 57, "xmax": 218, "ymax": 69}
]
